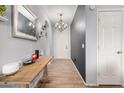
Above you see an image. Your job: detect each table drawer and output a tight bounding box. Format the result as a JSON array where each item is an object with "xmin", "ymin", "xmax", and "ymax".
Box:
[{"xmin": 29, "ymin": 70, "xmax": 44, "ymax": 88}]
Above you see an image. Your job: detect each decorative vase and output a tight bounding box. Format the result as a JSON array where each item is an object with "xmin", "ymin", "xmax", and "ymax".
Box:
[{"xmin": 35, "ymin": 50, "xmax": 39, "ymax": 58}]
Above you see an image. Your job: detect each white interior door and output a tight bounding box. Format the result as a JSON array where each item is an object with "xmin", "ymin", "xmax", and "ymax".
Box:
[
  {"xmin": 98, "ymin": 11, "xmax": 122, "ymax": 85},
  {"xmin": 54, "ymin": 27, "xmax": 70, "ymax": 59}
]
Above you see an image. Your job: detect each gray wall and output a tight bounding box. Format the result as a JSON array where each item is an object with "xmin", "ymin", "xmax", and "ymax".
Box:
[
  {"xmin": 85, "ymin": 5, "xmax": 97, "ymax": 84},
  {"xmin": 71, "ymin": 5, "xmax": 86, "ymax": 81},
  {"xmin": 29, "ymin": 5, "xmax": 52, "ymax": 56},
  {"xmin": 85, "ymin": 5, "xmax": 124, "ymax": 85},
  {"xmin": 0, "ymin": 5, "xmax": 52, "ymax": 73}
]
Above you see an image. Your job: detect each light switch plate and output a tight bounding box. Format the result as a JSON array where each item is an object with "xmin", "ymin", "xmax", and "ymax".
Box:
[{"xmin": 82, "ymin": 44, "xmax": 85, "ymax": 48}]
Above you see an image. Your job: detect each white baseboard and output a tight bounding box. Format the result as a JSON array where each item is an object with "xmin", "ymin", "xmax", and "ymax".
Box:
[
  {"xmin": 85, "ymin": 83, "xmax": 99, "ymax": 87},
  {"xmin": 70, "ymin": 59, "xmax": 99, "ymax": 87},
  {"xmin": 70, "ymin": 60, "xmax": 86, "ymax": 86},
  {"xmin": 121, "ymin": 84, "xmax": 124, "ymax": 87}
]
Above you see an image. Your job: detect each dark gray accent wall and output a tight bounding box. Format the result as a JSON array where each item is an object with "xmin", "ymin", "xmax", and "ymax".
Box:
[{"xmin": 71, "ymin": 5, "xmax": 86, "ymax": 81}]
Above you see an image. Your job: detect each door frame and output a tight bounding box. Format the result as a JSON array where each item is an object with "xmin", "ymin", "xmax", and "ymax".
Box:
[
  {"xmin": 53, "ymin": 26, "xmax": 71, "ymax": 59},
  {"xmin": 97, "ymin": 8, "xmax": 123, "ymax": 86}
]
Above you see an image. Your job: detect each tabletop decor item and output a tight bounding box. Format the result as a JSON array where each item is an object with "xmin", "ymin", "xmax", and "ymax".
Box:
[
  {"xmin": 0, "ymin": 5, "xmax": 7, "ymax": 16},
  {"xmin": 23, "ymin": 59, "xmax": 33, "ymax": 65},
  {"xmin": 32, "ymin": 53, "xmax": 37, "ymax": 62},
  {"xmin": 35, "ymin": 50, "xmax": 39, "ymax": 58},
  {"xmin": 2, "ymin": 62, "xmax": 20, "ymax": 76}
]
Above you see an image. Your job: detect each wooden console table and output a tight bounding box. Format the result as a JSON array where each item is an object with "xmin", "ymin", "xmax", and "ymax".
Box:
[{"xmin": 0, "ymin": 56, "xmax": 53, "ymax": 88}]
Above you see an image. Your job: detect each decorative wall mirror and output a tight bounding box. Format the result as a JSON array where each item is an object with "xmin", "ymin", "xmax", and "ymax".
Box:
[
  {"xmin": 36, "ymin": 19, "xmax": 49, "ymax": 38},
  {"xmin": 12, "ymin": 5, "xmax": 38, "ymax": 40}
]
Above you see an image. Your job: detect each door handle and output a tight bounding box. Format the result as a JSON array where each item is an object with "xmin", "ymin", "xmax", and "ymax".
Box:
[{"xmin": 117, "ymin": 51, "xmax": 122, "ymax": 54}]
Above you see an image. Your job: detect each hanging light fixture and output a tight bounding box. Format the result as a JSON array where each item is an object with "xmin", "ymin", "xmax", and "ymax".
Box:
[{"xmin": 54, "ymin": 13, "xmax": 68, "ymax": 32}]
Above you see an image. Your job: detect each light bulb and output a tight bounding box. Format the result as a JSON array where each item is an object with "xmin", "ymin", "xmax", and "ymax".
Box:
[
  {"xmin": 58, "ymin": 25, "xmax": 61, "ymax": 29},
  {"xmin": 62, "ymin": 22, "xmax": 65, "ymax": 25},
  {"xmin": 64, "ymin": 24, "xmax": 67, "ymax": 29},
  {"xmin": 55, "ymin": 23, "xmax": 59, "ymax": 28},
  {"xmin": 32, "ymin": 25, "xmax": 35, "ymax": 29},
  {"xmin": 28, "ymin": 22, "xmax": 32, "ymax": 27}
]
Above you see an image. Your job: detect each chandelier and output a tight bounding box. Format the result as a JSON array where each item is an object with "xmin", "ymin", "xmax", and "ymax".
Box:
[{"xmin": 54, "ymin": 13, "xmax": 68, "ymax": 32}]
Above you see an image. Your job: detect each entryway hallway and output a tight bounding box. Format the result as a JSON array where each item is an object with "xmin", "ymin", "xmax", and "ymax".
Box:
[{"xmin": 43, "ymin": 59, "xmax": 85, "ymax": 88}]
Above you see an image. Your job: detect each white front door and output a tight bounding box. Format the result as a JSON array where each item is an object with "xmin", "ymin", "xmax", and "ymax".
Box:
[
  {"xmin": 98, "ymin": 11, "xmax": 122, "ymax": 85},
  {"xmin": 54, "ymin": 27, "xmax": 70, "ymax": 59}
]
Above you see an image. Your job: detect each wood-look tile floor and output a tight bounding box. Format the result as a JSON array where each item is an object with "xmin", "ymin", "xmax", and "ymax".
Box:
[
  {"xmin": 43, "ymin": 59, "xmax": 86, "ymax": 88},
  {"xmin": 41, "ymin": 59, "xmax": 122, "ymax": 88}
]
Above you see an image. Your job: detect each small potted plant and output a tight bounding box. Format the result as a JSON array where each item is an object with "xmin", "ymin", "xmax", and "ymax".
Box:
[{"xmin": 0, "ymin": 5, "xmax": 7, "ymax": 16}]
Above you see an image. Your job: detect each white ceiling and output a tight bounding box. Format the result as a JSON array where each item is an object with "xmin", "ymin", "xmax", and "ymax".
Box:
[{"xmin": 43, "ymin": 5, "xmax": 78, "ymax": 25}]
